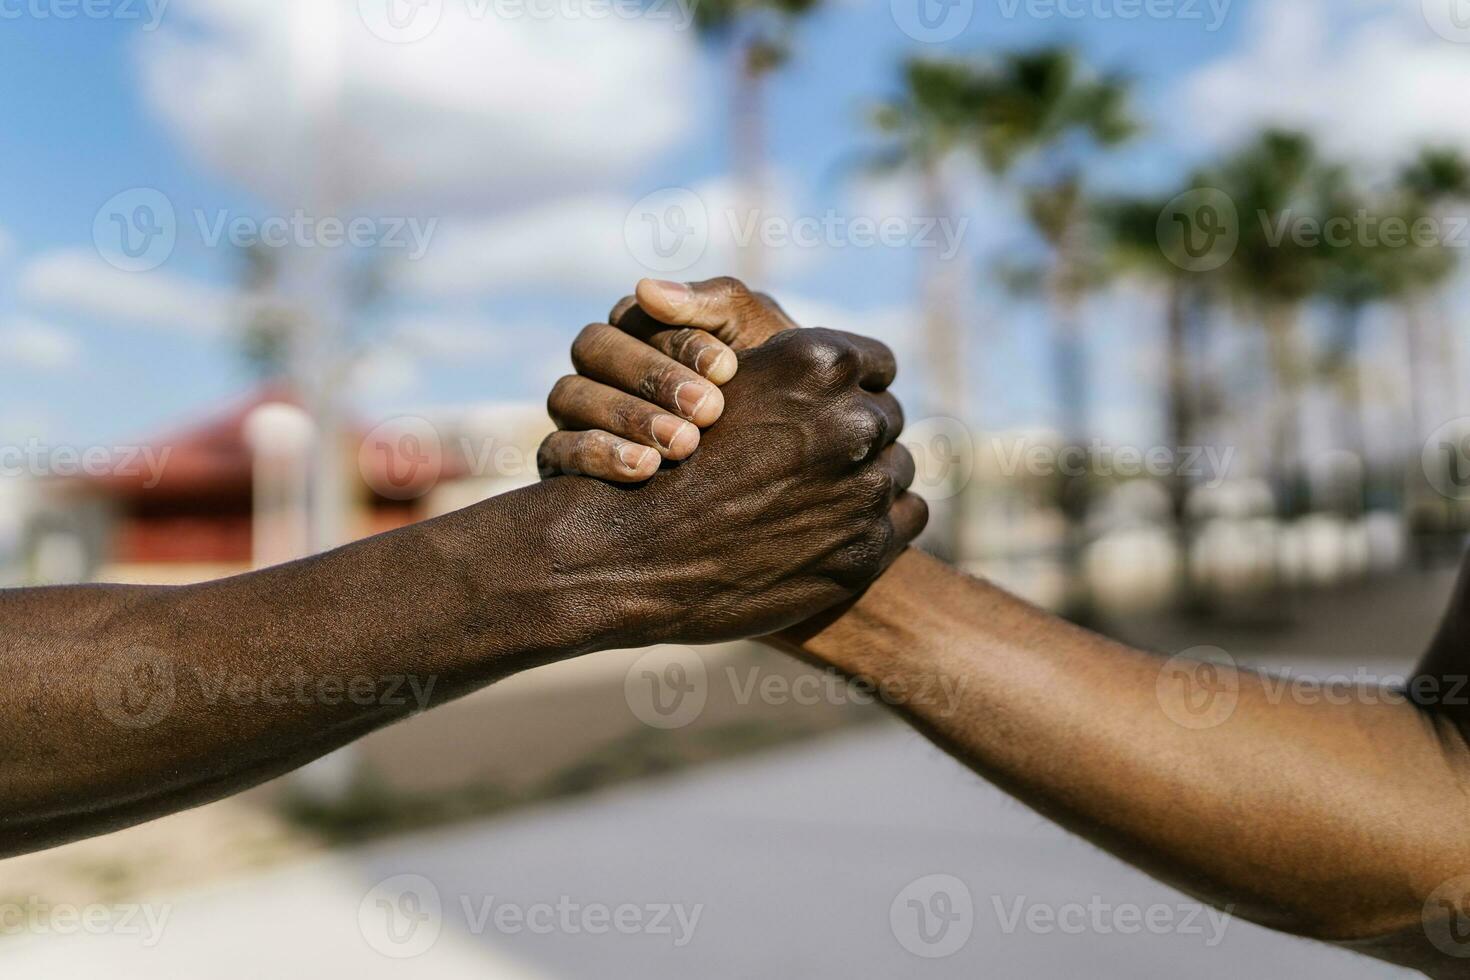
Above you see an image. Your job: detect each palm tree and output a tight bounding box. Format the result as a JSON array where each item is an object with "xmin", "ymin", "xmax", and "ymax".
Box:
[
  {"xmin": 1313, "ymin": 169, "xmax": 1390, "ymax": 513},
  {"xmin": 865, "ymin": 49, "xmax": 1135, "ymax": 578},
  {"xmin": 1095, "ymin": 195, "xmax": 1216, "ymax": 531},
  {"xmin": 693, "ymin": 0, "xmax": 821, "ymax": 283},
  {"xmin": 1395, "ymin": 148, "xmax": 1470, "ymax": 443},
  {"xmin": 972, "ymin": 49, "xmax": 1137, "ymax": 459},
  {"xmin": 867, "ymin": 57, "xmax": 993, "ymax": 426},
  {"xmin": 979, "ymin": 49, "xmax": 1136, "ymax": 617},
  {"xmin": 1193, "ymin": 130, "xmax": 1329, "ymax": 518}
]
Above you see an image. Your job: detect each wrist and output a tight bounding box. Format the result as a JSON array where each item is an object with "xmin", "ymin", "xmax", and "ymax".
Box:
[
  {"xmin": 415, "ymin": 478, "xmax": 635, "ymax": 677},
  {"xmin": 778, "ymin": 549, "xmax": 948, "ymax": 677}
]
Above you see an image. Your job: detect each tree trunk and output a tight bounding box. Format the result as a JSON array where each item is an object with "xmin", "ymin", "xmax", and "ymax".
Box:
[
  {"xmin": 1050, "ymin": 215, "xmax": 1092, "ymax": 618},
  {"xmin": 732, "ymin": 43, "xmax": 765, "ymax": 286},
  {"xmin": 1330, "ymin": 303, "xmax": 1368, "ymax": 516},
  {"xmin": 1262, "ymin": 304, "xmax": 1305, "ymax": 519},
  {"xmin": 917, "ymin": 157, "xmax": 967, "ymax": 561}
]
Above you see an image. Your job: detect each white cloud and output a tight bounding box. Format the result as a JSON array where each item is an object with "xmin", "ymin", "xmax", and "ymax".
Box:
[
  {"xmin": 392, "ymin": 314, "xmax": 507, "ymax": 361},
  {"xmin": 398, "ymin": 177, "xmax": 818, "ymax": 299},
  {"xmin": 0, "ymin": 317, "xmax": 81, "ymax": 371},
  {"xmin": 350, "ymin": 346, "xmax": 421, "ymax": 399},
  {"xmin": 138, "ymin": 0, "xmax": 697, "ymax": 211},
  {"xmin": 1179, "ymin": 0, "xmax": 1470, "ymax": 166},
  {"xmin": 398, "ymin": 192, "xmax": 642, "ymax": 297},
  {"xmin": 17, "ymin": 249, "xmax": 235, "ymax": 336}
]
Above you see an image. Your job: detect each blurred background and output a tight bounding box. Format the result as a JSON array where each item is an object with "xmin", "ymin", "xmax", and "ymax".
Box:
[{"xmin": 1, "ymin": 0, "xmax": 1468, "ymax": 976}]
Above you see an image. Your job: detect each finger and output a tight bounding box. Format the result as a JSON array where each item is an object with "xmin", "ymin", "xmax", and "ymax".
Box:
[
  {"xmin": 571, "ymin": 323, "xmax": 725, "ymax": 426},
  {"xmin": 844, "ymin": 333, "xmax": 898, "ymax": 392},
  {"xmin": 537, "ymin": 430, "xmax": 660, "ymax": 483},
  {"xmin": 548, "ymin": 375, "xmax": 700, "ymax": 460},
  {"xmin": 634, "ymin": 277, "xmax": 796, "ymax": 351},
  {"xmin": 874, "ymin": 443, "xmax": 917, "ymax": 501},
  {"xmin": 888, "ymin": 492, "xmax": 929, "ymax": 551},
  {"xmin": 866, "ymin": 391, "xmax": 906, "ymax": 449},
  {"xmin": 606, "ymin": 300, "xmax": 738, "ymax": 385}
]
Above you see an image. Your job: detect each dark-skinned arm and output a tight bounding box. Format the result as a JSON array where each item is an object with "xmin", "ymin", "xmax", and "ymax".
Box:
[
  {"xmin": 1, "ymin": 327, "xmax": 923, "ymax": 859},
  {"xmin": 545, "ymin": 275, "xmax": 1470, "ymax": 978}
]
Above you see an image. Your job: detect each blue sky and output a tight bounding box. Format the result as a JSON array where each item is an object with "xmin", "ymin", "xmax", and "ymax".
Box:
[{"xmin": 0, "ymin": 0, "xmax": 1458, "ymax": 452}]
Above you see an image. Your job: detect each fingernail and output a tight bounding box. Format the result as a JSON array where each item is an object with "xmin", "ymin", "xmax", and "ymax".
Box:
[
  {"xmin": 673, "ymin": 381, "xmax": 711, "ymax": 421},
  {"xmin": 650, "ymin": 415, "xmax": 684, "ymax": 452},
  {"xmin": 647, "ymin": 279, "xmax": 691, "ymax": 306},
  {"xmin": 699, "ymin": 347, "xmax": 738, "ymax": 384},
  {"xmin": 652, "ymin": 415, "xmax": 698, "ymax": 457},
  {"xmin": 618, "ymin": 443, "xmax": 653, "ymax": 471}
]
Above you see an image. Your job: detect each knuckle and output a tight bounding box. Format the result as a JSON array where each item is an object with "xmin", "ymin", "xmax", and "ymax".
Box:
[
  {"xmin": 831, "ymin": 523, "xmax": 894, "ymax": 588},
  {"xmin": 789, "ymin": 329, "xmax": 857, "ymax": 381},
  {"xmin": 707, "ymin": 275, "xmax": 748, "ymax": 300},
  {"xmin": 637, "ymin": 360, "xmax": 683, "ymax": 402},
  {"xmin": 611, "ymin": 397, "xmax": 652, "ymax": 432},
  {"xmin": 840, "ymin": 408, "xmax": 886, "ymax": 461},
  {"xmin": 854, "ymin": 466, "xmax": 894, "ymax": 512},
  {"xmin": 668, "ymin": 327, "xmax": 708, "ymax": 364}
]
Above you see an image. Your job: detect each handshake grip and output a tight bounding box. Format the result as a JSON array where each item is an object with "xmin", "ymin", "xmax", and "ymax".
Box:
[{"xmin": 550, "ymin": 325, "xmax": 926, "ymax": 650}]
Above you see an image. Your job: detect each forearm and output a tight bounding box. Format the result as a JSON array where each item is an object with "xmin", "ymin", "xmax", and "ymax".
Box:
[
  {"xmin": 786, "ymin": 550, "xmax": 1470, "ymax": 967},
  {"xmin": 0, "ymin": 480, "xmax": 613, "ymax": 857}
]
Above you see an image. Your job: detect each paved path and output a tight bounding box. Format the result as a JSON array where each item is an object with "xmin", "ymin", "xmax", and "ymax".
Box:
[{"xmin": 0, "ymin": 724, "xmax": 1412, "ymax": 979}]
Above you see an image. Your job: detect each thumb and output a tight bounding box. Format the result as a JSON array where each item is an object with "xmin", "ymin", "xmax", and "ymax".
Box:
[{"xmin": 635, "ymin": 277, "xmax": 799, "ymax": 351}]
